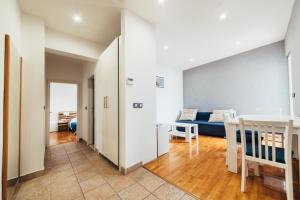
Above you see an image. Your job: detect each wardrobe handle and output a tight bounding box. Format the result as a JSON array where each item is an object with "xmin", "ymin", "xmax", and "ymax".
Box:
[
  {"xmin": 104, "ymin": 97, "xmax": 106, "ymax": 108},
  {"xmin": 106, "ymin": 96, "xmax": 109, "ymax": 108}
]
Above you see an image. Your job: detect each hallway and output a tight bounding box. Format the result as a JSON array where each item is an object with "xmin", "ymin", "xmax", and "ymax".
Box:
[{"xmin": 15, "ymin": 142, "xmax": 197, "ymax": 200}]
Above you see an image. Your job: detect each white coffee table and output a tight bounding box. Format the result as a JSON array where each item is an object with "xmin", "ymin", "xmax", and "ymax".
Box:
[{"xmin": 169, "ymin": 122, "xmax": 198, "ymax": 143}]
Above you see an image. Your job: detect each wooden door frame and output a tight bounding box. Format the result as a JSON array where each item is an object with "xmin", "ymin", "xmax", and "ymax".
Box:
[
  {"xmin": 2, "ymin": 35, "xmax": 22, "ymax": 200},
  {"xmin": 2, "ymin": 33, "xmax": 11, "ymax": 200}
]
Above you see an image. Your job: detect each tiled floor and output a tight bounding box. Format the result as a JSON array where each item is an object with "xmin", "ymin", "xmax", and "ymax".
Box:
[{"xmin": 15, "ymin": 141, "xmax": 198, "ymax": 200}]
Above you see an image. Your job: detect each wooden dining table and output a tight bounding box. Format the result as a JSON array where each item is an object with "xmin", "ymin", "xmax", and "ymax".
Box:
[{"xmin": 226, "ymin": 115, "xmax": 300, "ymax": 174}]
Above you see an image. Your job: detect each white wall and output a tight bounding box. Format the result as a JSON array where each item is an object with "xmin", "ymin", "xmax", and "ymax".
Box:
[
  {"xmin": 21, "ymin": 14, "xmax": 46, "ymax": 176},
  {"xmin": 0, "ymin": 0, "xmax": 22, "ymax": 195},
  {"xmin": 120, "ymin": 10, "xmax": 157, "ymax": 168},
  {"xmin": 81, "ymin": 62, "xmax": 96, "ymax": 142},
  {"xmin": 156, "ymin": 66, "xmax": 183, "ymax": 123},
  {"xmin": 45, "ymin": 28, "xmax": 105, "ymax": 61},
  {"xmin": 183, "ymin": 41, "xmax": 290, "ymax": 115},
  {"xmin": 50, "ymin": 83, "xmax": 77, "ymax": 132},
  {"xmin": 285, "ymin": 1, "xmax": 300, "ymax": 116},
  {"xmin": 46, "ymin": 53, "xmax": 84, "ymax": 82}
]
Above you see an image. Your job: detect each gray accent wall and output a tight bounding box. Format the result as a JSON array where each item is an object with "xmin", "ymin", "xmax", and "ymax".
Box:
[
  {"xmin": 183, "ymin": 41, "xmax": 290, "ymax": 115},
  {"xmin": 285, "ymin": 0, "xmax": 300, "ymax": 116}
]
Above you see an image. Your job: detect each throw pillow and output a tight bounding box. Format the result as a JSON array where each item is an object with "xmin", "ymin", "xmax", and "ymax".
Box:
[
  {"xmin": 208, "ymin": 114, "xmax": 224, "ymax": 122},
  {"xmin": 179, "ymin": 109, "xmax": 197, "ymax": 121}
]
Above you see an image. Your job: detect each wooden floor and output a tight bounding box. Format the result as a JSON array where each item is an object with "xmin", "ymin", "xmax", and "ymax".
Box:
[
  {"xmin": 144, "ymin": 136, "xmax": 300, "ymax": 200},
  {"xmin": 49, "ymin": 131, "xmax": 76, "ymax": 146}
]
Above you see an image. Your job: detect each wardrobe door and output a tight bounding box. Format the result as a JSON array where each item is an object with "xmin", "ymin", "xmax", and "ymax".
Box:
[{"xmin": 100, "ymin": 38, "xmax": 119, "ymax": 166}]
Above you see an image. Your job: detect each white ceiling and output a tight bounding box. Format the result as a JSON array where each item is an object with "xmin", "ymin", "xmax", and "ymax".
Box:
[
  {"xmin": 20, "ymin": 0, "xmax": 122, "ymax": 46},
  {"xmin": 20, "ymin": 0, "xmax": 295, "ymax": 70}
]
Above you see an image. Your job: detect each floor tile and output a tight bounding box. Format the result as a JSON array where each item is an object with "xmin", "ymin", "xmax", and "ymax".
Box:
[
  {"xmin": 47, "ymin": 163, "xmax": 72, "ymax": 175},
  {"xmin": 69, "ymin": 152, "xmax": 86, "ymax": 162},
  {"xmin": 50, "ymin": 176, "xmax": 83, "ymax": 200},
  {"xmin": 153, "ymin": 183, "xmax": 185, "ymax": 200},
  {"xmin": 118, "ymin": 183, "xmax": 150, "ymax": 200},
  {"xmin": 84, "ymin": 183, "xmax": 116, "ymax": 200},
  {"xmin": 15, "ymin": 185, "xmax": 50, "ymax": 200},
  {"xmin": 79, "ymin": 175, "xmax": 106, "ymax": 193},
  {"xmin": 134, "ymin": 171, "xmax": 165, "ymax": 192},
  {"xmin": 73, "ymin": 162, "xmax": 94, "ymax": 174},
  {"xmin": 71, "ymin": 158, "xmax": 89, "ymax": 168},
  {"xmin": 106, "ymin": 194, "xmax": 121, "ymax": 200},
  {"xmin": 181, "ymin": 194, "xmax": 199, "ymax": 200},
  {"xmin": 144, "ymin": 194, "xmax": 159, "ymax": 200},
  {"xmin": 76, "ymin": 167, "xmax": 100, "ymax": 182},
  {"xmin": 128, "ymin": 167, "xmax": 149, "ymax": 180},
  {"xmin": 105, "ymin": 174, "xmax": 136, "ymax": 192},
  {"xmin": 50, "ymin": 168, "xmax": 74, "ymax": 183}
]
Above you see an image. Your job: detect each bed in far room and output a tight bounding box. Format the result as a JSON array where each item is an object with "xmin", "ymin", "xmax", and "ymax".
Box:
[
  {"xmin": 69, "ymin": 118, "xmax": 77, "ymax": 133},
  {"xmin": 58, "ymin": 111, "xmax": 77, "ymax": 133}
]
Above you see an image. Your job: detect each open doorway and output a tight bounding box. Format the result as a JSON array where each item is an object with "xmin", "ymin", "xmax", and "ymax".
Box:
[
  {"xmin": 87, "ymin": 76, "xmax": 95, "ymax": 147},
  {"xmin": 49, "ymin": 82, "xmax": 78, "ymax": 146}
]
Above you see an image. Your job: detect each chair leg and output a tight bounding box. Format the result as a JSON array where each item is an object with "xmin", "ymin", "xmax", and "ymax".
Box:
[
  {"xmin": 285, "ymin": 166, "xmax": 294, "ymax": 200},
  {"xmin": 241, "ymin": 158, "xmax": 247, "ymax": 192}
]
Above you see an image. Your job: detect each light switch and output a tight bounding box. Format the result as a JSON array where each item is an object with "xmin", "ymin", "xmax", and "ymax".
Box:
[{"xmin": 133, "ymin": 103, "xmax": 143, "ymax": 108}]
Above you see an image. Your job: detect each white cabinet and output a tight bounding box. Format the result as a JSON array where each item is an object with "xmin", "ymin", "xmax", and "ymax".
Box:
[{"xmin": 97, "ymin": 38, "xmax": 119, "ymax": 166}]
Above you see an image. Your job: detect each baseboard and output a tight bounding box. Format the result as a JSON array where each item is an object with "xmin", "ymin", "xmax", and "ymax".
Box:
[
  {"xmin": 143, "ymin": 157, "xmax": 159, "ymax": 166},
  {"xmin": 79, "ymin": 138, "xmax": 87, "ymax": 144},
  {"xmin": 20, "ymin": 169, "xmax": 45, "ymax": 183},
  {"xmin": 120, "ymin": 162, "xmax": 143, "ymax": 175},
  {"xmin": 8, "ymin": 177, "xmax": 19, "ymax": 187}
]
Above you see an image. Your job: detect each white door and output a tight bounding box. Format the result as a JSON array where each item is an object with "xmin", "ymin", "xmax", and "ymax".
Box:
[
  {"xmin": 49, "ymin": 112, "xmax": 58, "ymax": 132},
  {"xmin": 99, "ymin": 38, "xmax": 119, "ymax": 166}
]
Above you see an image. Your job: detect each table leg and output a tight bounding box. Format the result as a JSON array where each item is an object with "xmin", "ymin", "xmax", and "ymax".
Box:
[
  {"xmin": 185, "ymin": 126, "xmax": 191, "ymax": 143},
  {"xmin": 195, "ymin": 125, "xmax": 199, "ymax": 144},
  {"xmin": 227, "ymin": 124, "xmax": 238, "ymax": 173}
]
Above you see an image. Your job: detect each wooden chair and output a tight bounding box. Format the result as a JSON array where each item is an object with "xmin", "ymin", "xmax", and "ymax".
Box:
[
  {"xmin": 240, "ymin": 118, "xmax": 294, "ymax": 200},
  {"xmin": 224, "ymin": 114, "xmax": 260, "ymax": 175}
]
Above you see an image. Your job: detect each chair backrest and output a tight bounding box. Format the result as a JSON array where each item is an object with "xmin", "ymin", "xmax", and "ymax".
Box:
[{"xmin": 239, "ymin": 118, "xmax": 293, "ymax": 167}]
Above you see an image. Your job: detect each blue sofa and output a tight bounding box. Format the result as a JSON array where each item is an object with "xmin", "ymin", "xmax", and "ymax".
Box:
[{"xmin": 176, "ymin": 112, "xmax": 226, "ymax": 138}]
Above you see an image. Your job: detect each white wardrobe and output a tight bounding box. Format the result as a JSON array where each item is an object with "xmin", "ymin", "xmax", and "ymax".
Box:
[{"xmin": 95, "ymin": 38, "xmax": 119, "ymax": 166}]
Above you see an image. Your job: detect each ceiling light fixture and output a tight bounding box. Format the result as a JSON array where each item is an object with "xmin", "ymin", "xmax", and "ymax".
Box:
[
  {"xmin": 164, "ymin": 45, "xmax": 169, "ymax": 51},
  {"xmin": 73, "ymin": 14, "xmax": 82, "ymax": 23},
  {"xmin": 235, "ymin": 40, "xmax": 241, "ymax": 46},
  {"xmin": 219, "ymin": 13, "xmax": 227, "ymax": 21},
  {"xmin": 158, "ymin": 0, "xmax": 165, "ymax": 5},
  {"xmin": 189, "ymin": 58, "xmax": 194, "ymax": 62}
]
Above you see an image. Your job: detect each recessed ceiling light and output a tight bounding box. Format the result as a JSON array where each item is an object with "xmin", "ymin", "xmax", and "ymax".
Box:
[
  {"xmin": 189, "ymin": 58, "xmax": 194, "ymax": 62},
  {"xmin": 164, "ymin": 45, "xmax": 169, "ymax": 51},
  {"xmin": 158, "ymin": 0, "xmax": 165, "ymax": 5},
  {"xmin": 73, "ymin": 14, "xmax": 82, "ymax": 23},
  {"xmin": 235, "ymin": 40, "xmax": 241, "ymax": 46},
  {"xmin": 219, "ymin": 13, "xmax": 227, "ymax": 21}
]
